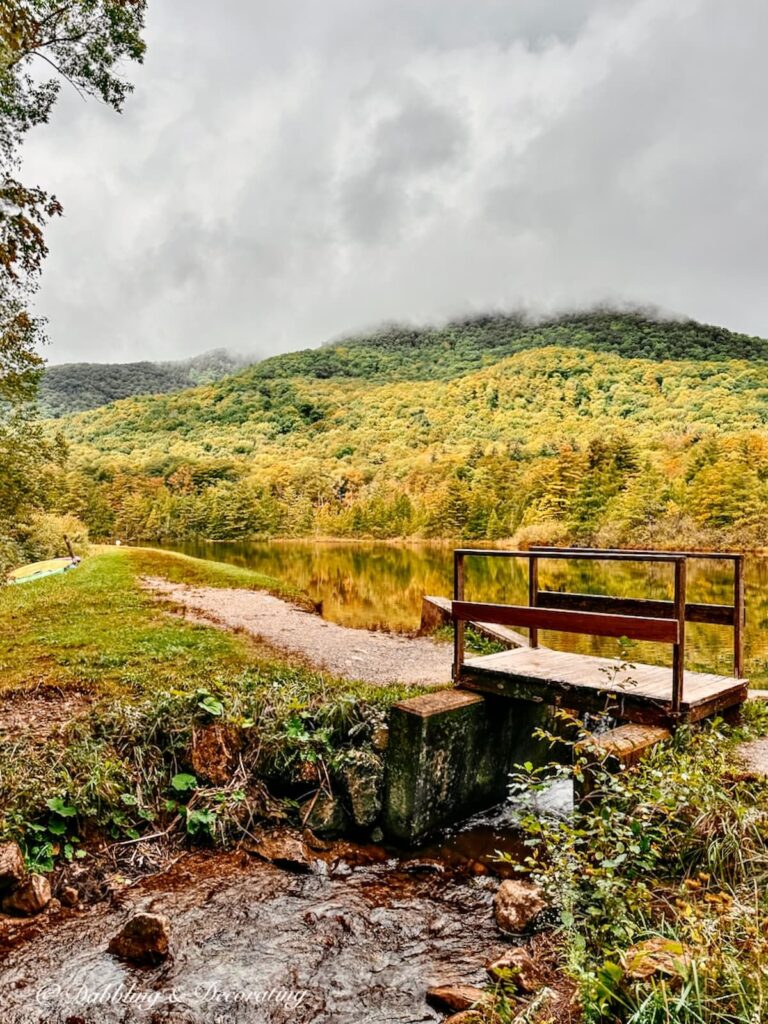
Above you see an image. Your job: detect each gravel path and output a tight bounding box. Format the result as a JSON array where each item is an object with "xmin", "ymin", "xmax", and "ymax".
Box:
[
  {"xmin": 144, "ymin": 577, "xmax": 453, "ymax": 686},
  {"xmin": 735, "ymin": 737, "xmax": 768, "ymax": 778}
]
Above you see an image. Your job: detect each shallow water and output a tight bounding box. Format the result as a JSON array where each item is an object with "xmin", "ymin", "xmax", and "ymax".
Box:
[
  {"xmin": 1, "ymin": 822, "xmax": 535, "ymax": 1024},
  {"xmin": 161, "ymin": 539, "xmax": 767, "ymax": 684}
]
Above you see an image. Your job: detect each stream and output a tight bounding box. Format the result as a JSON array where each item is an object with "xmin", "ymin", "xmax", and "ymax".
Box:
[{"xmin": 0, "ymin": 790, "xmax": 571, "ymax": 1024}]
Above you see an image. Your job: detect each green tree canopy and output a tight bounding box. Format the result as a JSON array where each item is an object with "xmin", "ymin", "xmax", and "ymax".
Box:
[{"xmin": 0, "ymin": 1, "xmax": 146, "ymax": 570}]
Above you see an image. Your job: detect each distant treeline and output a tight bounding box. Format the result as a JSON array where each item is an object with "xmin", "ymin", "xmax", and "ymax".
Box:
[{"xmin": 39, "ymin": 348, "xmax": 250, "ymax": 418}]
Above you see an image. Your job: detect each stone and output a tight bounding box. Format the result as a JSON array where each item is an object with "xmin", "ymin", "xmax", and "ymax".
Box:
[
  {"xmin": 2, "ymin": 874, "xmax": 51, "ymax": 916},
  {"xmin": 0, "ymin": 842, "xmax": 26, "ymax": 893},
  {"xmin": 485, "ymin": 946, "xmax": 544, "ymax": 992},
  {"xmin": 493, "ymin": 879, "xmax": 547, "ymax": 934},
  {"xmin": 247, "ymin": 830, "xmax": 311, "ymax": 872},
  {"xmin": 59, "ymin": 885, "xmax": 79, "ymax": 908},
  {"xmin": 302, "ymin": 791, "xmax": 348, "ymax": 837},
  {"xmin": 402, "ymin": 858, "xmax": 444, "ymax": 875},
  {"xmin": 425, "ymin": 984, "xmax": 488, "ymax": 1012},
  {"xmin": 622, "ymin": 937, "xmax": 693, "ymax": 980},
  {"xmin": 107, "ymin": 912, "xmax": 171, "ymax": 965},
  {"xmin": 341, "ymin": 756, "xmax": 384, "ymax": 828},
  {"xmin": 371, "ymin": 724, "xmax": 389, "ymax": 752},
  {"xmin": 190, "ymin": 724, "xmax": 241, "ymax": 785}
]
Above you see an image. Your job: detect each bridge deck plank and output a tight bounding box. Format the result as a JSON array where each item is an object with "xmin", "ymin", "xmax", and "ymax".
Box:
[{"xmin": 459, "ymin": 647, "xmax": 748, "ymax": 725}]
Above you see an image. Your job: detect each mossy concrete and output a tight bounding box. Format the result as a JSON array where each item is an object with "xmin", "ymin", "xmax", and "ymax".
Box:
[{"xmin": 382, "ymin": 689, "xmax": 552, "ymax": 843}]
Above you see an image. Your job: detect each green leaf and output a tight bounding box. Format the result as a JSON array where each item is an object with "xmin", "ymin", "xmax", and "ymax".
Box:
[
  {"xmin": 198, "ymin": 695, "xmax": 224, "ymax": 717},
  {"xmin": 46, "ymin": 797, "xmax": 77, "ymax": 818},
  {"xmin": 171, "ymin": 773, "xmax": 198, "ymax": 793},
  {"xmin": 185, "ymin": 808, "xmax": 217, "ymax": 837}
]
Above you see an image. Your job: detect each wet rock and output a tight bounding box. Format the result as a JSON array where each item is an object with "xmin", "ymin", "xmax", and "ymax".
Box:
[
  {"xmin": 303, "ymin": 791, "xmax": 348, "ymax": 837},
  {"xmin": 190, "ymin": 723, "xmax": 241, "ymax": 785},
  {"xmin": 622, "ymin": 937, "xmax": 693, "ymax": 979},
  {"xmin": 0, "ymin": 842, "xmax": 26, "ymax": 893},
  {"xmin": 493, "ymin": 879, "xmax": 547, "ymax": 934},
  {"xmin": 426, "ymin": 984, "xmax": 488, "ymax": 1012},
  {"xmin": 330, "ymin": 858, "xmax": 353, "ymax": 878},
  {"xmin": 107, "ymin": 912, "xmax": 171, "ymax": 965},
  {"xmin": 486, "ymin": 946, "xmax": 544, "ymax": 992},
  {"xmin": 341, "ymin": 756, "xmax": 384, "ymax": 828},
  {"xmin": 59, "ymin": 885, "xmax": 79, "ymax": 908},
  {"xmin": 247, "ymin": 830, "xmax": 311, "ymax": 873},
  {"xmin": 2, "ymin": 874, "xmax": 51, "ymax": 916},
  {"xmin": 403, "ymin": 858, "xmax": 445, "ymax": 875}
]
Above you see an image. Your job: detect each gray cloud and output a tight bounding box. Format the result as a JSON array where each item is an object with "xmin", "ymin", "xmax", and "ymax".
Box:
[{"xmin": 19, "ymin": 0, "xmax": 768, "ymax": 363}]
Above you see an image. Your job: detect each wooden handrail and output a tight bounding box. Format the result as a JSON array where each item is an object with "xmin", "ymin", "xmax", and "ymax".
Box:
[
  {"xmin": 455, "ymin": 548, "xmax": 687, "ymax": 563},
  {"xmin": 452, "ymin": 601, "xmax": 680, "ymax": 644},
  {"xmin": 530, "ymin": 545, "xmax": 743, "ymax": 562},
  {"xmin": 534, "ymin": 591, "xmax": 736, "ymax": 626}
]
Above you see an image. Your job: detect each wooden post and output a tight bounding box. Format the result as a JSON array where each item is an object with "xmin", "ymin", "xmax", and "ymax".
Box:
[
  {"xmin": 734, "ymin": 555, "xmax": 745, "ymax": 678},
  {"xmin": 528, "ymin": 554, "xmax": 539, "ymax": 649},
  {"xmin": 453, "ymin": 550, "xmax": 465, "ymax": 681},
  {"xmin": 672, "ymin": 558, "xmax": 686, "ymax": 715}
]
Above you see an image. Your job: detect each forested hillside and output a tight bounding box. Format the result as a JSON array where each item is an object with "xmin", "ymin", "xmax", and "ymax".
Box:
[
  {"xmin": 39, "ymin": 348, "xmax": 249, "ymax": 418},
  {"xmin": 242, "ymin": 309, "xmax": 768, "ymax": 383},
  {"xmin": 49, "ymin": 312, "xmax": 768, "ymax": 547}
]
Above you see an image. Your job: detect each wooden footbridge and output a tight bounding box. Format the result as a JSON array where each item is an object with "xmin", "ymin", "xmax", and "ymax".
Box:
[{"xmin": 451, "ymin": 547, "xmax": 748, "ymax": 726}]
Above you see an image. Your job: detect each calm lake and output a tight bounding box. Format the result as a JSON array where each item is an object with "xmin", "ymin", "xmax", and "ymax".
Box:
[{"xmin": 162, "ymin": 540, "xmax": 768, "ymax": 686}]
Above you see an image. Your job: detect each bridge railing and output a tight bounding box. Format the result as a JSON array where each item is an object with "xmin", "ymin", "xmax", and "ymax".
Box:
[{"xmin": 452, "ymin": 547, "xmax": 745, "ymax": 716}]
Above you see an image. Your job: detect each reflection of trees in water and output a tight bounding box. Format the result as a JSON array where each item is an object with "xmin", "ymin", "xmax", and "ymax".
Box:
[{"xmin": 164, "ymin": 541, "xmax": 768, "ymax": 683}]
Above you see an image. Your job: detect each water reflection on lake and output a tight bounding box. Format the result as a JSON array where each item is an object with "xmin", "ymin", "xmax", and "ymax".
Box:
[{"xmin": 161, "ymin": 540, "xmax": 768, "ymax": 686}]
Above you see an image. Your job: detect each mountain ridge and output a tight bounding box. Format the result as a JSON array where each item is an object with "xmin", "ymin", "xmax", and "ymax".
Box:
[{"xmin": 39, "ymin": 348, "xmax": 251, "ymax": 418}]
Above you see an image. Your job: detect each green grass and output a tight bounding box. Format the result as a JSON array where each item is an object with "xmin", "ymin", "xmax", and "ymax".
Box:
[
  {"xmin": 0, "ymin": 547, "xmax": 415, "ymax": 863},
  {"xmin": 0, "ymin": 548, "xmax": 261, "ymax": 695}
]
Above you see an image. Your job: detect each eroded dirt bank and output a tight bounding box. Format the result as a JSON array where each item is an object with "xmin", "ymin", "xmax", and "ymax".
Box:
[{"xmin": 143, "ymin": 577, "xmax": 453, "ymax": 686}]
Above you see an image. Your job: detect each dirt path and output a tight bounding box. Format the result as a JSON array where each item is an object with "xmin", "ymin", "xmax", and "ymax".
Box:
[{"xmin": 143, "ymin": 577, "xmax": 453, "ymax": 686}]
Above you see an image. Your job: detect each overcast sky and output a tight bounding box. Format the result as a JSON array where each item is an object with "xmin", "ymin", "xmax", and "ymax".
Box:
[{"xmin": 22, "ymin": 0, "xmax": 768, "ymax": 364}]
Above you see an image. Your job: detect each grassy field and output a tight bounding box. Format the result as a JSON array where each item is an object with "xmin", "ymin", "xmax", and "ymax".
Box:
[
  {"xmin": 0, "ymin": 547, "xmax": 413, "ymax": 862},
  {"xmin": 0, "ymin": 546, "xmax": 315, "ymax": 696}
]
